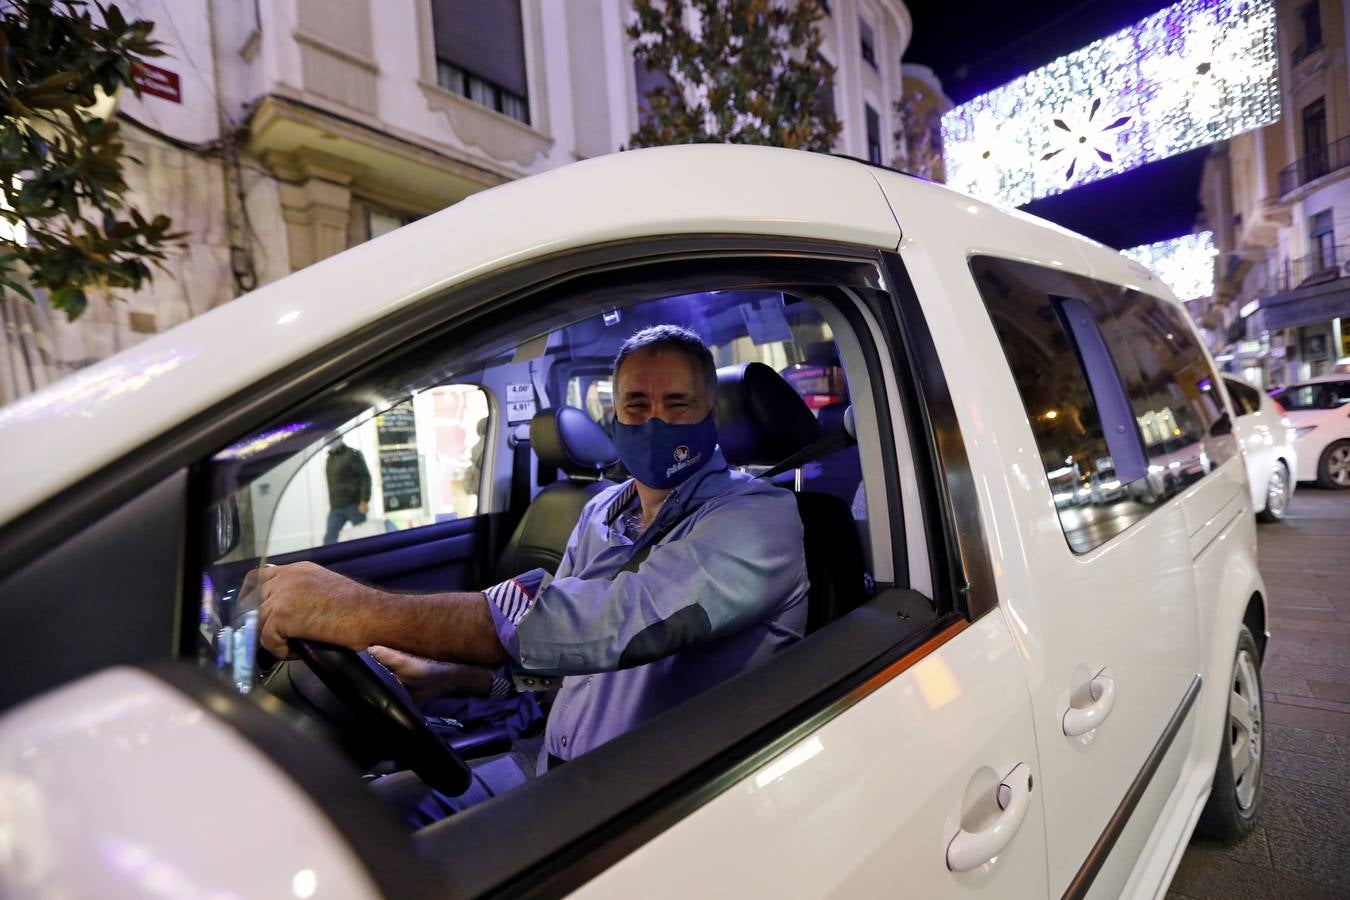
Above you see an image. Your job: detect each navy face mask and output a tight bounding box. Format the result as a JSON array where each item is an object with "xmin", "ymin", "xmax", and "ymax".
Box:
[{"xmin": 612, "ymin": 413, "xmax": 718, "ymax": 490}]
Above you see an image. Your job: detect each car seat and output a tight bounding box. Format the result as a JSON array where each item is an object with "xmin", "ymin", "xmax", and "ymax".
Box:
[
  {"xmin": 715, "ymin": 362, "xmax": 869, "ymax": 633},
  {"xmin": 493, "ymin": 406, "xmax": 619, "ymax": 581}
]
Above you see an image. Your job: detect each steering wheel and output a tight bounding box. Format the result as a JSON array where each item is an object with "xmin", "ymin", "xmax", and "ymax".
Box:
[{"xmin": 289, "ymin": 638, "xmax": 473, "ymax": 797}]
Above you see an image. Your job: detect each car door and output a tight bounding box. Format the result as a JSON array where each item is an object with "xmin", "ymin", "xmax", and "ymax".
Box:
[
  {"xmin": 563, "ymin": 252, "xmax": 1047, "ymax": 900},
  {"xmin": 1223, "ymin": 377, "xmax": 1272, "ymax": 510},
  {"xmin": 958, "ymin": 255, "xmax": 1207, "ymax": 898}
]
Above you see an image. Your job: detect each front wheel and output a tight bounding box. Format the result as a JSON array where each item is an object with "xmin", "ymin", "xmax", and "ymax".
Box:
[
  {"xmin": 1256, "ymin": 461, "xmax": 1289, "ymax": 522},
  {"xmin": 1317, "ymin": 440, "xmax": 1350, "ymax": 490},
  {"xmin": 1197, "ymin": 626, "xmax": 1264, "ymax": 840}
]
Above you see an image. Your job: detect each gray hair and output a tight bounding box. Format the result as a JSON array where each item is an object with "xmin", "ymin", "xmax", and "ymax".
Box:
[{"xmin": 613, "ymin": 324, "xmax": 718, "ymax": 401}]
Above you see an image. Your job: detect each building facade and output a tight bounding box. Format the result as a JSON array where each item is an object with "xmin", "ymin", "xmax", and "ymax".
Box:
[
  {"xmin": 0, "ymin": 0, "xmax": 913, "ymax": 403},
  {"xmin": 1198, "ymin": 0, "xmax": 1350, "ymax": 387}
]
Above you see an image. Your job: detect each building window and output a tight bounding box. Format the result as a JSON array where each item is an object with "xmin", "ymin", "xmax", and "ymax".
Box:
[
  {"xmin": 1310, "ymin": 209, "xmax": 1336, "ymax": 272},
  {"xmin": 859, "ymin": 18, "xmax": 876, "ymax": 68},
  {"xmin": 865, "ymin": 104, "xmax": 882, "ymax": 164},
  {"xmin": 1302, "ymin": 97, "xmax": 1328, "ymax": 179},
  {"xmin": 430, "ymin": 1, "xmax": 530, "ymax": 125},
  {"xmin": 1294, "ymin": 2, "xmax": 1322, "ymax": 62}
]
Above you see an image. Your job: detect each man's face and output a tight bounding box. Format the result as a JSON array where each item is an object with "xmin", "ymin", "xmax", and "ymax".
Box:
[{"xmin": 615, "ymin": 349, "xmax": 712, "ymax": 426}]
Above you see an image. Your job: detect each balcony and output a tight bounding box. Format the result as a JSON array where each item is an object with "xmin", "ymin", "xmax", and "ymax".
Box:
[
  {"xmin": 1267, "ymin": 243, "xmax": 1350, "ymax": 294},
  {"xmin": 1279, "ymin": 135, "xmax": 1350, "ymax": 195}
]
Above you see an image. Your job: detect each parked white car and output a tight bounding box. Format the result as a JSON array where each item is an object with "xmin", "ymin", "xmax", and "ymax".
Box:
[
  {"xmin": 1222, "ymin": 376, "xmax": 1297, "ymax": 520},
  {"xmin": 0, "ymin": 146, "xmax": 1267, "ymax": 899},
  {"xmin": 1271, "ymin": 375, "xmax": 1350, "ymax": 488}
]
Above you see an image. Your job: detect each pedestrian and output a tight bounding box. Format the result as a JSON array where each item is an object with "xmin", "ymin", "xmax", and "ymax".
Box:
[{"xmin": 323, "ymin": 439, "xmax": 371, "ymax": 544}]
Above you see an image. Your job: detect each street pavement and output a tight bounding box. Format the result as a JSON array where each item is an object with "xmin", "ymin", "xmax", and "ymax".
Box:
[{"xmin": 1168, "ymin": 487, "xmax": 1350, "ymax": 900}]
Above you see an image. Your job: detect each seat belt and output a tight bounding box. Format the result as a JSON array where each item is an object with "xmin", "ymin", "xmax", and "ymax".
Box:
[
  {"xmin": 619, "ymin": 427, "xmax": 857, "ymax": 573},
  {"xmin": 757, "ymin": 427, "xmax": 856, "ymax": 481},
  {"xmin": 508, "ymin": 429, "xmax": 532, "ymax": 512}
]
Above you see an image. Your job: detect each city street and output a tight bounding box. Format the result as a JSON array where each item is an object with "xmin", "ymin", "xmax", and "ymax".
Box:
[{"xmin": 1170, "ymin": 488, "xmax": 1350, "ymax": 900}]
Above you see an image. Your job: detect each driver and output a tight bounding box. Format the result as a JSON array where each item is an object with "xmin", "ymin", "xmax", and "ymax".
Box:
[{"xmin": 254, "ymin": 325, "xmax": 808, "ymax": 818}]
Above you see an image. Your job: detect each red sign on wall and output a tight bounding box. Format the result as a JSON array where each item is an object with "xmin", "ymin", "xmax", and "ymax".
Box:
[{"xmin": 132, "ymin": 62, "xmax": 181, "ymax": 103}]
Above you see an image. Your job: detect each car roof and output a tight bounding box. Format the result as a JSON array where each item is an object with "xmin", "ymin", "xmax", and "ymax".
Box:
[{"xmin": 0, "ymin": 145, "xmax": 905, "ymax": 525}]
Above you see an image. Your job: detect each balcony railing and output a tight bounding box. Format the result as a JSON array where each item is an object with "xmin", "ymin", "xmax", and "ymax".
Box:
[
  {"xmin": 1262, "ymin": 243, "xmax": 1350, "ymax": 294},
  {"xmin": 1279, "ymin": 135, "xmax": 1350, "ymax": 195},
  {"xmin": 1291, "ymin": 39, "xmax": 1321, "ymax": 65}
]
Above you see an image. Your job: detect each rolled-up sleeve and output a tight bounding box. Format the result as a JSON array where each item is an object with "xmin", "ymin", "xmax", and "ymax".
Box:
[{"xmin": 512, "ymin": 487, "xmax": 804, "ymax": 675}]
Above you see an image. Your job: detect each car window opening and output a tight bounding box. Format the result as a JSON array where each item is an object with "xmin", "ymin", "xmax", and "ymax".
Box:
[{"xmin": 191, "ymin": 260, "xmax": 946, "ymax": 835}]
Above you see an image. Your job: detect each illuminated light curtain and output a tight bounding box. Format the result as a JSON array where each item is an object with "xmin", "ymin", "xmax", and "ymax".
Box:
[
  {"xmin": 943, "ymin": 0, "xmax": 1279, "ymax": 207},
  {"xmin": 1121, "ymin": 232, "xmax": 1218, "ymax": 302}
]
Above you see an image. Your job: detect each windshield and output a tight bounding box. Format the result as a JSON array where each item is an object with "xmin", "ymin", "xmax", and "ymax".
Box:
[{"xmin": 1272, "ymin": 381, "xmax": 1349, "ymax": 411}]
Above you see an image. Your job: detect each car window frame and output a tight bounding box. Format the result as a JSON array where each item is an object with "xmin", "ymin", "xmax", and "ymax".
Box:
[{"xmin": 967, "ymin": 253, "xmax": 1236, "ymax": 555}]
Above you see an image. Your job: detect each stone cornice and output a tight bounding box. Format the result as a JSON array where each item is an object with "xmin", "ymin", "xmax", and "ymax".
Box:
[{"xmin": 418, "ymin": 80, "xmax": 554, "ymax": 168}]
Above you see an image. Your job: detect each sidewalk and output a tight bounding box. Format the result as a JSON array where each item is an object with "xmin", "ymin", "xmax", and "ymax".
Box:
[{"xmin": 1168, "ymin": 487, "xmax": 1350, "ymax": 900}]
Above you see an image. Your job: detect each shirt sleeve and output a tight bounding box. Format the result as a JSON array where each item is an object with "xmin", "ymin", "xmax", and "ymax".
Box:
[{"xmin": 511, "ymin": 485, "xmax": 805, "ymax": 676}]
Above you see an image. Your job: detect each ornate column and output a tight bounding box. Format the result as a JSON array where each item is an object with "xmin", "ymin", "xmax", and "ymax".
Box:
[{"xmin": 266, "ymin": 149, "xmax": 366, "ymax": 271}]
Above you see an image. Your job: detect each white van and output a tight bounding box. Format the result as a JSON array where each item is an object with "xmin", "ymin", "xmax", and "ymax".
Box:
[{"xmin": 0, "ymin": 146, "xmax": 1267, "ymax": 899}]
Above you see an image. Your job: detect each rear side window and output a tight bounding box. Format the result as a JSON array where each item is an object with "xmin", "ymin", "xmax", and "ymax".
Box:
[
  {"xmin": 1277, "ymin": 380, "xmax": 1350, "ymax": 410},
  {"xmin": 972, "ymin": 256, "xmax": 1236, "ymax": 553}
]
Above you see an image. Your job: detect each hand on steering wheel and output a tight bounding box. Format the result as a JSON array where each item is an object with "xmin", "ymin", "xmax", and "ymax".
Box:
[{"xmin": 290, "ymin": 638, "xmax": 473, "ymax": 797}]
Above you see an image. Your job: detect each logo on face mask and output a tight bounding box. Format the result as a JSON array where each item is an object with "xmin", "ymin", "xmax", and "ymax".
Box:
[{"xmin": 666, "ymin": 444, "xmax": 701, "ymax": 478}]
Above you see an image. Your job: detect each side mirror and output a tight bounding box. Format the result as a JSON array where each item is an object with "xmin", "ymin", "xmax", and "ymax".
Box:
[{"xmin": 207, "ymin": 496, "xmax": 242, "ymax": 560}]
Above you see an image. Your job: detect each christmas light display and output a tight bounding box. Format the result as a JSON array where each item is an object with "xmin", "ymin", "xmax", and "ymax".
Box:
[
  {"xmin": 1121, "ymin": 232, "xmax": 1217, "ymax": 302},
  {"xmin": 943, "ymin": 0, "xmax": 1278, "ymax": 207}
]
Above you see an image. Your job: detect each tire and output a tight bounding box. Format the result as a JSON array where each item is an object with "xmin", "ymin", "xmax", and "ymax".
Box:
[
  {"xmin": 1197, "ymin": 626, "xmax": 1264, "ymax": 841},
  {"xmin": 1256, "ymin": 461, "xmax": 1289, "ymax": 522},
  {"xmin": 1317, "ymin": 440, "xmax": 1350, "ymax": 490}
]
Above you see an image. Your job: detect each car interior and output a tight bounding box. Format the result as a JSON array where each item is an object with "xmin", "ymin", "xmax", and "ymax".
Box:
[{"xmin": 191, "ymin": 256, "xmax": 954, "ymax": 873}]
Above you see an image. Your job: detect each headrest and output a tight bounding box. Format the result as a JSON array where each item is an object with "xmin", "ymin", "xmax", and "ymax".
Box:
[
  {"xmin": 817, "ymin": 401, "xmax": 852, "ymax": 436},
  {"xmin": 531, "ymin": 407, "xmax": 619, "ymax": 476},
  {"xmin": 715, "ymin": 362, "xmax": 820, "ymax": 467}
]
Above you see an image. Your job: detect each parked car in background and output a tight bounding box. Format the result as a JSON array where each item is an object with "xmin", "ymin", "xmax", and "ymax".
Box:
[
  {"xmin": 1223, "ymin": 376, "xmax": 1297, "ymax": 520},
  {"xmin": 0, "ymin": 146, "xmax": 1267, "ymax": 899},
  {"xmin": 1270, "ymin": 375, "xmax": 1350, "ymax": 489}
]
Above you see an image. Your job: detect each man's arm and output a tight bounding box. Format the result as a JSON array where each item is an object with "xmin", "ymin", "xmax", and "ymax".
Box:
[
  {"xmin": 498, "ymin": 486, "xmax": 805, "ymax": 676},
  {"xmin": 251, "ymin": 561, "xmax": 506, "ymax": 664}
]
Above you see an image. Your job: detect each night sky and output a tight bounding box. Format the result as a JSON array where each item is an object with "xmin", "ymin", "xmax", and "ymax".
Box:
[{"xmin": 904, "ymin": 0, "xmax": 1206, "ymax": 249}]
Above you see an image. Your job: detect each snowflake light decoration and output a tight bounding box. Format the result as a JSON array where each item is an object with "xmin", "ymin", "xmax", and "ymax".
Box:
[
  {"xmin": 943, "ymin": 0, "xmax": 1279, "ymax": 207},
  {"xmin": 1040, "ymin": 97, "xmax": 1132, "ymax": 182},
  {"xmin": 1121, "ymin": 232, "xmax": 1218, "ymax": 302}
]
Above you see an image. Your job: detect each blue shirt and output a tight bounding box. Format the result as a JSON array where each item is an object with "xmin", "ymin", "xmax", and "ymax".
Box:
[{"xmin": 484, "ymin": 449, "xmax": 808, "ymax": 765}]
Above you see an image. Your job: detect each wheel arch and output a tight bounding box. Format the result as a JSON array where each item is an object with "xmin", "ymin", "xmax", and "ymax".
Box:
[{"xmin": 1243, "ymin": 591, "xmax": 1268, "ymax": 662}]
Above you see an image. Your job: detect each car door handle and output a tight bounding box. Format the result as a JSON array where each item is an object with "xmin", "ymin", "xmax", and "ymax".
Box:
[
  {"xmin": 946, "ymin": 763, "xmax": 1034, "ymax": 872},
  {"xmin": 1063, "ymin": 668, "xmax": 1116, "ymax": 736}
]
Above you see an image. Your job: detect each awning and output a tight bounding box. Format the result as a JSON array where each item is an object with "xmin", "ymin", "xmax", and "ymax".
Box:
[{"xmin": 1259, "ymin": 277, "xmax": 1350, "ymax": 331}]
